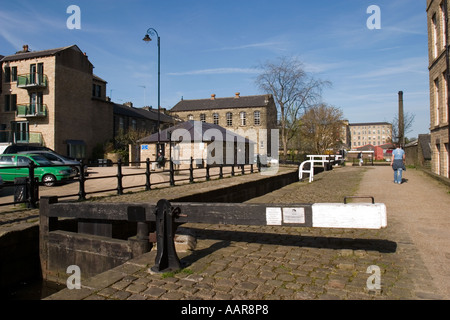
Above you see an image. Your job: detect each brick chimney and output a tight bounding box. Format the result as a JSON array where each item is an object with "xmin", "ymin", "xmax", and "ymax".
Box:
[
  {"xmin": 211, "ymin": 94, "xmax": 216, "ymax": 100},
  {"xmin": 235, "ymin": 92, "xmax": 240, "ymax": 98},
  {"xmin": 22, "ymin": 45, "xmax": 29, "ymax": 52}
]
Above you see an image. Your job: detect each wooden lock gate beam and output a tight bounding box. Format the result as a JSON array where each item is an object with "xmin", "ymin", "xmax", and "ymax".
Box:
[
  {"xmin": 149, "ymin": 197, "xmax": 387, "ymax": 273},
  {"xmin": 40, "ymin": 196, "xmax": 386, "ymax": 274}
]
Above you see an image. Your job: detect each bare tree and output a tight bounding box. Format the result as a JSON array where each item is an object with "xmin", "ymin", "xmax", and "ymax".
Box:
[
  {"xmin": 391, "ymin": 111, "xmax": 415, "ymax": 144},
  {"xmin": 256, "ymin": 56, "xmax": 330, "ymax": 159},
  {"xmin": 299, "ymin": 104, "xmax": 344, "ymax": 154}
]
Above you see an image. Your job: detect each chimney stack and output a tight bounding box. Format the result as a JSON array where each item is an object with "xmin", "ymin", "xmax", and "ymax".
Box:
[
  {"xmin": 235, "ymin": 92, "xmax": 240, "ymax": 98},
  {"xmin": 398, "ymin": 91, "xmax": 404, "ymax": 146},
  {"xmin": 23, "ymin": 45, "xmax": 29, "ymax": 52},
  {"xmin": 211, "ymin": 94, "xmax": 216, "ymax": 100}
]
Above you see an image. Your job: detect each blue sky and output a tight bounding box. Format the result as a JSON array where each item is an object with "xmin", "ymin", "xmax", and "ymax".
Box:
[{"xmin": 0, "ymin": 0, "xmax": 429, "ymax": 138}]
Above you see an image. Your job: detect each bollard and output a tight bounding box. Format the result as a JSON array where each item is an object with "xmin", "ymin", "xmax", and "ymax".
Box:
[
  {"xmin": 145, "ymin": 158, "xmax": 151, "ymax": 190},
  {"xmin": 150, "ymin": 199, "xmax": 182, "ymax": 273}
]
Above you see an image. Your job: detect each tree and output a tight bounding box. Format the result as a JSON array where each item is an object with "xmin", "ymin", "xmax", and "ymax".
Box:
[
  {"xmin": 256, "ymin": 56, "xmax": 330, "ymax": 159},
  {"xmin": 299, "ymin": 104, "xmax": 344, "ymax": 155},
  {"xmin": 391, "ymin": 111, "xmax": 415, "ymax": 145}
]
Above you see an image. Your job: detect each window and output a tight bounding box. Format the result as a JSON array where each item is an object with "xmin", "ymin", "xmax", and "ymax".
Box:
[
  {"xmin": 436, "ymin": 144, "xmax": 441, "ymax": 175},
  {"xmin": 4, "ymin": 94, "xmax": 17, "ymax": 112},
  {"xmin": 240, "ymin": 111, "xmax": 246, "ymax": 126},
  {"xmin": 432, "ymin": 14, "xmax": 439, "ymax": 58},
  {"xmin": 92, "ymin": 84, "xmax": 102, "ymax": 98},
  {"xmin": 188, "ymin": 114, "xmax": 194, "ymax": 121},
  {"xmin": 445, "ymin": 143, "xmax": 449, "ymax": 178},
  {"xmin": 226, "ymin": 112, "xmax": 232, "ymax": 126},
  {"xmin": 213, "ymin": 113, "xmax": 219, "ymax": 125},
  {"xmin": 200, "ymin": 114, "xmax": 206, "ymax": 122},
  {"xmin": 11, "ymin": 67, "xmax": 17, "ymax": 82},
  {"xmin": 0, "ymin": 155, "xmax": 14, "ymax": 165},
  {"xmin": 435, "ymin": 78, "xmax": 440, "ymax": 126},
  {"xmin": 441, "ymin": 2, "xmax": 447, "ymax": 48},
  {"xmin": 254, "ymin": 111, "xmax": 261, "ymax": 125},
  {"xmin": 444, "ymin": 71, "xmax": 448, "ymax": 123},
  {"xmin": 4, "ymin": 67, "xmax": 10, "ymax": 83}
]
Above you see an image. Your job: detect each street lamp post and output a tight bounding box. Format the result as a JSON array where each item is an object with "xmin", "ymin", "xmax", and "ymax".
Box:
[{"xmin": 143, "ymin": 28, "xmax": 161, "ymax": 147}]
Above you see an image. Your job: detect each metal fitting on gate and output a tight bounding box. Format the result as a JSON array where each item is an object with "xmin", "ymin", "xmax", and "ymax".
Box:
[{"xmin": 150, "ymin": 199, "xmax": 183, "ymax": 273}]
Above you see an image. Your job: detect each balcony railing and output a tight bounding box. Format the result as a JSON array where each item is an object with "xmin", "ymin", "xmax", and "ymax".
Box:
[
  {"xmin": 16, "ymin": 103, "xmax": 48, "ymax": 118},
  {"xmin": 0, "ymin": 130, "xmax": 44, "ymax": 144},
  {"xmin": 17, "ymin": 73, "xmax": 48, "ymax": 89}
]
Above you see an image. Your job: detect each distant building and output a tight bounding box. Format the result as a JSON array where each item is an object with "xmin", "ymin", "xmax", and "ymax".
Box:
[
  {"xmin": 169, "ymin": 93, "xmax": 277, "ymax": 156},
  {"xmin": 427, "ymin": 0, "xmax": 450, "ymax": 178},
  {"xmin": 342, "ymin": 122, "xmax": 392, "ymax": 149}
]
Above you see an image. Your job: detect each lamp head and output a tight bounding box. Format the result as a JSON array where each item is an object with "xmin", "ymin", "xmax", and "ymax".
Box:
[{"xmin": 143, "ymin": 34, "xmax": 152, "ymax": 42}]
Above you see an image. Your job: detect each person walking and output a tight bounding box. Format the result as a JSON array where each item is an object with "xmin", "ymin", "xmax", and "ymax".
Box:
[{"xmin": 390, "ymin": 143, "xmax": 406, "ymax": 184}]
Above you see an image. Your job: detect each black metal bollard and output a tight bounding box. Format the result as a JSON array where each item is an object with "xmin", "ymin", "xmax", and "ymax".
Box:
[
  {"xmin": 189, "ymin": 157, "xmax": 194, "ymax": 183},
  {"xmin": 28, "ymin": 162, "xmax": 38, "ymax": 208},
  {"xmin": 145, "ymin": 158, "xmax": 151, "ymax": 190},
  {"xmin": 150, "ymin": 199, "xmax": 182, "ymax": 273},
  {"xmin": 206, "ymin": 164, "xmax": 210, "ymax": 181},
  {"xmin": 78, "ymin": 160, "xmax": 86, "ymax": 201},
  {"xmin": 117, "ymin": 159, "xmax": 123, "ymax": 195},
  {"xmin": 169, "ymin": 160, "xmax": 175, "ymax": 186}
]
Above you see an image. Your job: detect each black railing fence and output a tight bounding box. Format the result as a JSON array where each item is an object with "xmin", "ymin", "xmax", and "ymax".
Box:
[{"xmin": 0, "ymin": 157, "xmax": 258, "ymax": 208}]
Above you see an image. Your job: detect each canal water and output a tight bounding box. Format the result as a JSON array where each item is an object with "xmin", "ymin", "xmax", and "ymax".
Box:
[{"xmin": 3, "ymin": 279, "xmax": 65, "ymax": 300}]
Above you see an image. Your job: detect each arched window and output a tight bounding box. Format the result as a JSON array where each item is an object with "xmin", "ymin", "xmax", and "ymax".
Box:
[{"xmin": 240, "ymin": 111, "xmax": 246, "ymax": 126}]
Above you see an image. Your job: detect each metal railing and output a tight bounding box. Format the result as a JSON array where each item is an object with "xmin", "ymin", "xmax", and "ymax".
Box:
[
  {"xmin": 16, "ymin": 103, "xmax": 47, "ymax": 117},
  {"xmin": 71, "ymin": 158, "xmax": 257, "ymax": 201},
  {"xmin": 0, "ymin": 158, "xmax": 258, "ymax": 208},
  {"xmin": 0, "ymin": 131, "xmax": 44, "ymax": 144},
  {"xmin": 16, "ymin": 73, "xmax": 48, "ymax": 88}
]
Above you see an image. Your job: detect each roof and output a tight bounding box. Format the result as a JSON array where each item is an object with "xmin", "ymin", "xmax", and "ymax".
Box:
[
  {"xmin": 0, "ymin": 45, "xmax": 82, "ymax": 63},
  {"xmin": 349, "ymin": 122, "xmax": 391, "ymax": 127},
  {"xmin": 93, "ymin": 74, "xmax": 107, "ymax": 83},
  {"xmin": 138, "ymin": 120, "xmax": 255, "ymax": 144},
  {"xmin": 418, "ymin": 134, "xmax": 431, "ymax": 159},
  {"xmin": 113, "ymin": 103, "xmax": 175, "ymax": 123},
  {"xmin": 170, "ymin": 94, "xmax": 273, "ymax": 112}
]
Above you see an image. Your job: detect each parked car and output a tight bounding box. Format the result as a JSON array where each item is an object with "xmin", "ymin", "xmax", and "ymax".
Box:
[
  {"xmin": 2, "ymin": 144, "xmax": 54, "ymax": 154},
  {"xmin": 0, "ymin": 154, "xmax": 76, "ymax": 187},
  {"xmin": 18, "ymin": 150, "xmax": 88, "ymax": 176}
]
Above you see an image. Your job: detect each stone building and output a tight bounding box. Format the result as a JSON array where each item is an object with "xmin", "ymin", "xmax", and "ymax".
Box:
[
  {"xmin": 0, "ymin": 45, "xmax": 113, "ymax": 158},
  {"xmin": 427, "ymin": 0, "xmax": 450, "ymax": 178},
  {"xmin": 0, "ymin": 44, "xmax": 175, "ymax": 161},
  {"xmin": 347, "ymin": 122, "xmax": 392, "ymax": 149},
  {"xmin": 169, "ymin": 93, "xmax": 278, "ymax": 157},
  {"xmin": 138, "ymin": 120, "xmax": 255, "ymax": 169}
]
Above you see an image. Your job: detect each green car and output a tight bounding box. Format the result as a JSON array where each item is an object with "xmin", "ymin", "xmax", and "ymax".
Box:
[{"xmin": 0, "ymin": 154, "xmax": 76, "ymax": 187}]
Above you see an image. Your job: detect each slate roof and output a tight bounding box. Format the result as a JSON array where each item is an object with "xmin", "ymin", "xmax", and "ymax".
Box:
[
  {"xmin": 170, "ymin": 94, "xmax": 273, "ymax": 112},
  {"xmin": 0, "ymin": 45, "xmax": 82, "ymax": 62},
  {"xmin": 138, "ymin": 120, "xmax": 255, "ymax": 144},
  {"xmin": 113, "ymin": 103, "xmax": 175, "ymax": 123},
  {"xmin": 349, "ymin": 122, "xmax": 392, "ymax": 126},
  {"xmin": 419, "ymin": 134, "xmax": 431, "ymax": 160}
]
